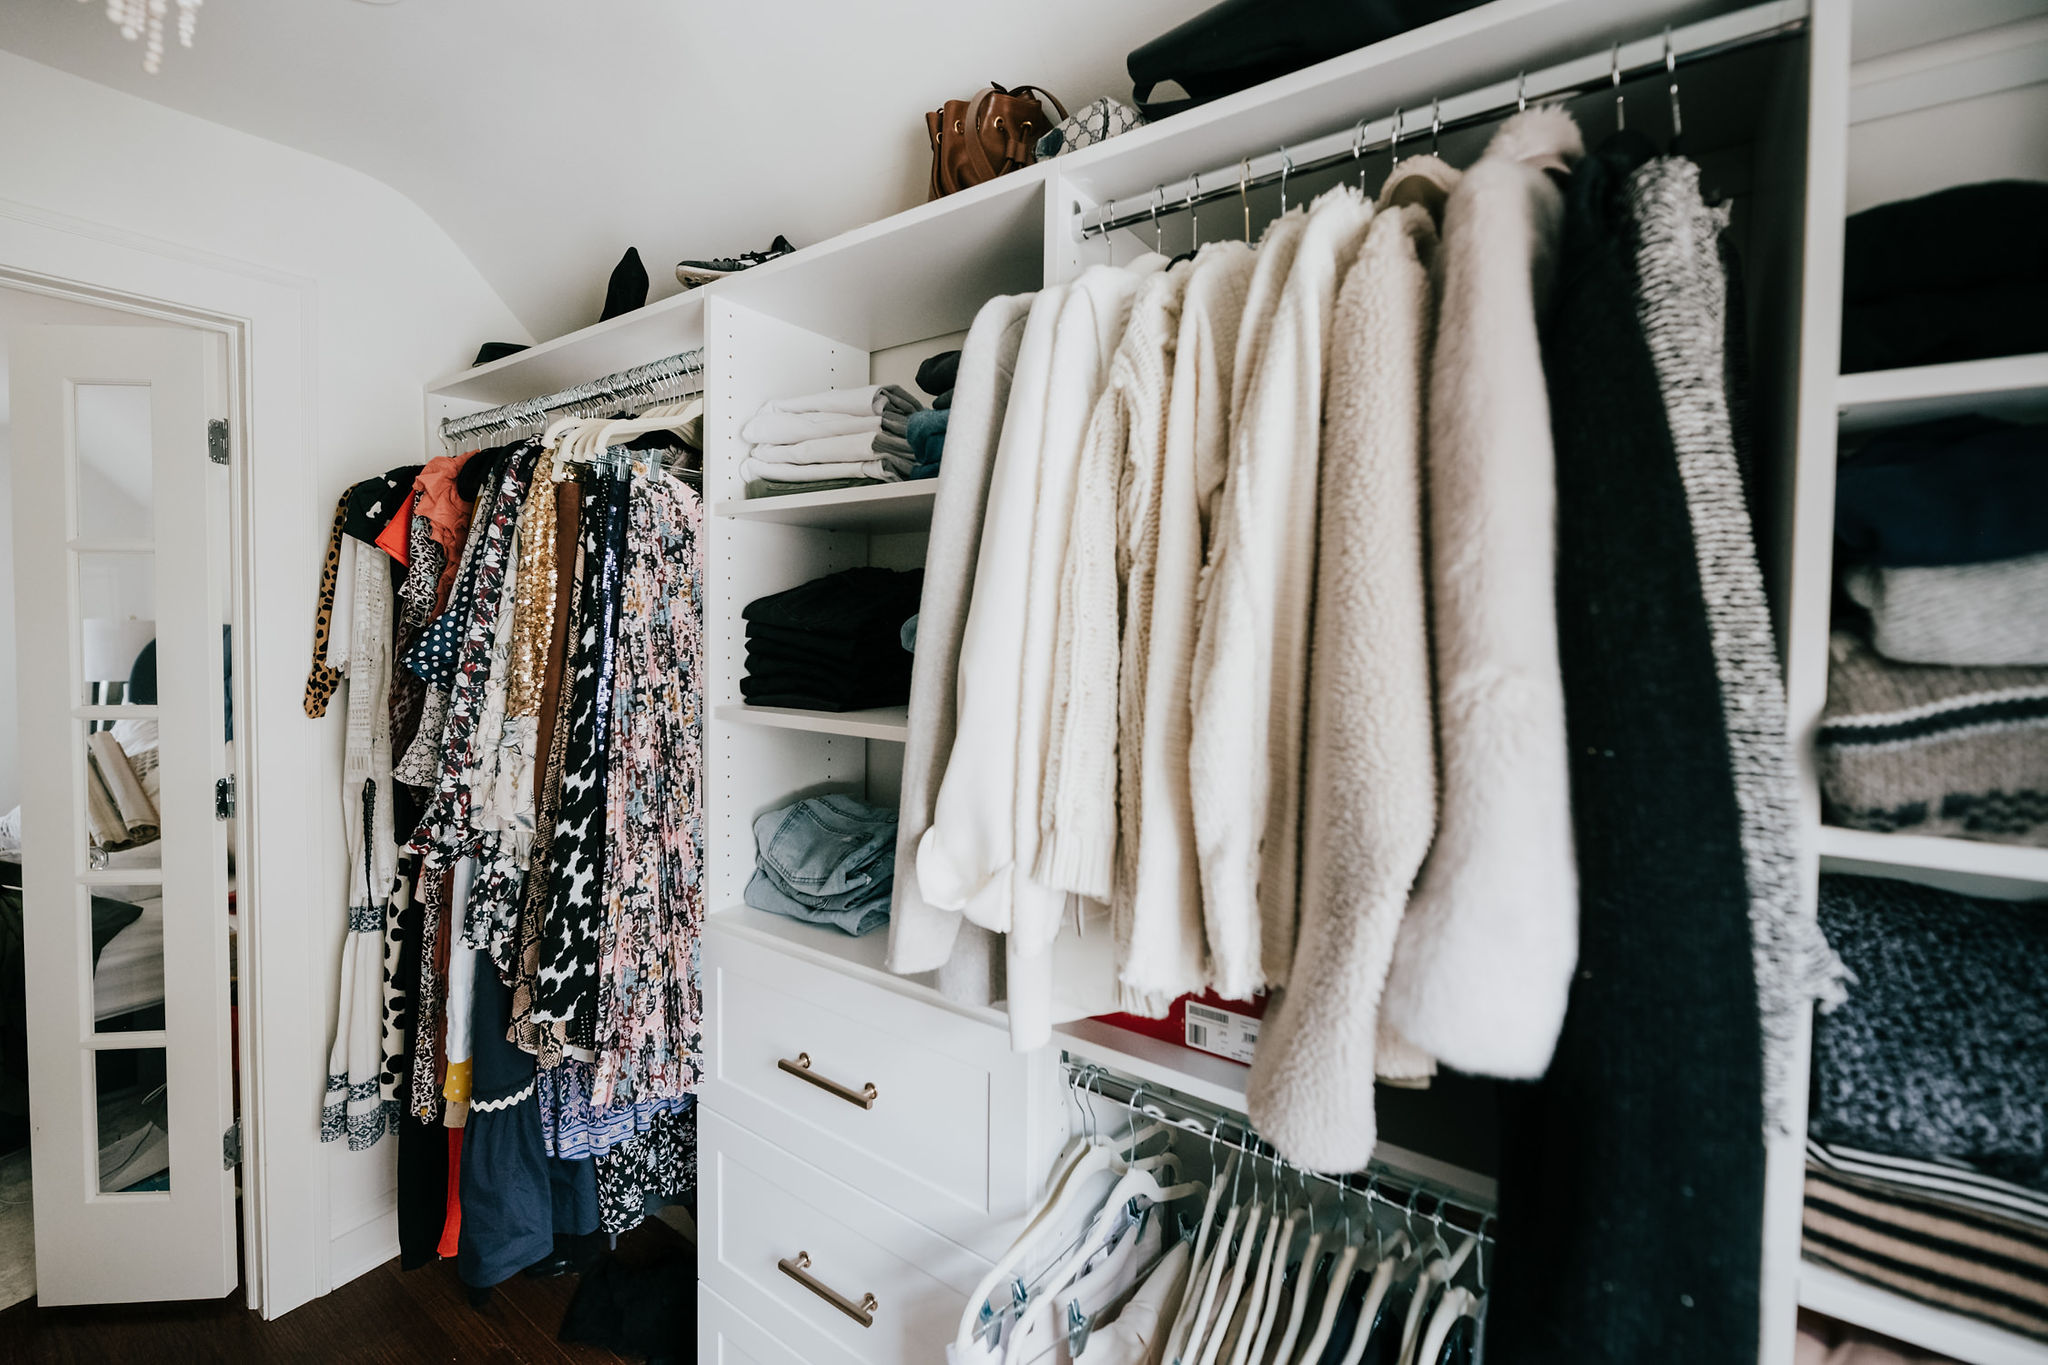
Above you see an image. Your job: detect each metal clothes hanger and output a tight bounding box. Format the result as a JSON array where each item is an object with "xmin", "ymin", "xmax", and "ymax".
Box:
[
  {"xmin": 1390, "ymin": 107, "xmax": 1405, "ymax": 169},
  {"xmin": 1612, "ymin": 41, "xmax": 1627, "ymax": 132},
  {"xmin": 1277, "ymin": 146, "xmax": 1293, "ymax": 216},
  {"xmin": 1430, "ymin": 98, "xmax": 1442, "ymax": 157},
  {"xmin": 1352, "ymin": 118, "xmax": 1370, "ymax": 191},
  {"xmin": 1665, "ymin": 26, "xmax": 1685, "ymax": 147},
  {"xmin": 1239, "ymin": 157, "xmax": 1253, "ymax": 242},
  {"xmin": 1152, "ymin": 185, "xmax": 1165, "ymax": 255}
]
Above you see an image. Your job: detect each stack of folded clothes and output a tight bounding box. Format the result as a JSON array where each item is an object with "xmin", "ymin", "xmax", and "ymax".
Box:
[
  {"xmin": 1841, "ymin": 180, "xmax": 2048, "ymax": 374},
  {"xmin": 740, "ymin": 383, "xmax": 926, "ymax": 497},
  {"xmin": 903, "ymin": 348, "xmax": 959, "ymax": 481},
  {"xmin": 741, "ymin": 566, "xmax": 923, "ymax": 711},
  {"xmin": 1820, "ymin": 416, "xmax": 2048, "ymax": 845},
  {"xmin": 1805, "ymin": 875, "xmax": 2048, "ymax": 1344},
  {"xmin": 744, "ymin": 794, "xmax": 897, "ymax": 936}
]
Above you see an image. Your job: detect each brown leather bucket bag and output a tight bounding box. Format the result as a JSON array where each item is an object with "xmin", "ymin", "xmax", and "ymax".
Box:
[{"xmin": 927, "ymin": 83, "xmax": 1068, "ymax": 199}]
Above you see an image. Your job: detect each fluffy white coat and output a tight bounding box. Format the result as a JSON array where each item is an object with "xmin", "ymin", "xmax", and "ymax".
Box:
[
  {"xmin": 1379, "ymin": 108, "xmax": 1583, "ymax": 1080},
  {"xmin": 1247, "ymin": 159, "xmax": 1457, "ymax": 1171}
]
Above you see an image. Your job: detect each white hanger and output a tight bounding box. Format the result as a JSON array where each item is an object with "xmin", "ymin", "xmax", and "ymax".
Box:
[
  {"xmin": 1334, "ymin": 1231, "xmax": 1413, "ymax": 1365},
  {"xmin": 1190, "ymin": 1201, "xmax": 1265, "ymax": 1365},
  {"xmin": 1413, "ymin": 1285, "xmax": 1473, "ymax": 1365},
  {"xmin": 1159, "ymin": 1146, "xmax": 1236, "ymax": 1364},
  {"xmin": 1262, "ymin": 1224, "xmax": 1321, "ymax": 1365},
  {"xmin": 1218, "ymin": 1205, "xmax": 1284, "ymax": 1365},
  {"xmin": 1172, "ymin": 1194, "xmax": 1244, "ymax": 1364},
  {"xmin": 955, "ymin": 1095, "xmax": 1177, "ymax": 1352},
  {"xmin": 1395, "ymin": 1234, "xmax": 1477, "ymax": 1365},
  {"xmin": 586, "ymin": 394, "xmax": 702, "ymax": 453},
  {"xmin": 1287, "ymin": 1241, "xmax": 1360, "ymax": 1365},
  {"xmin": 1234, "ymin": 1204, "xmax": 1300, "ymax": 1365}
]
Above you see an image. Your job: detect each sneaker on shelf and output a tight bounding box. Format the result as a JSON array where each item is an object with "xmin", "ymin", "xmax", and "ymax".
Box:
[{"xmin": 675, "ymin": 235, "xmax": 796, "ymax": 287}]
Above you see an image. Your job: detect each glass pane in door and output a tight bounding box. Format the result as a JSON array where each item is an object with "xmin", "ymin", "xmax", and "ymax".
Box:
[
  {"xmin": 77, "ymin": 551, "xmax": 156, "ymax": 711},
  {"xmin": 94, "ymin": 1049, "xmax": 170, "ymax": 1194},
  {"xmin": 73, "ymin": 383, "xmax": 153, "ymax": 545},
  {"xmin": 90, "ymin": 881, "xmax": 164, "ymax": 1036}
]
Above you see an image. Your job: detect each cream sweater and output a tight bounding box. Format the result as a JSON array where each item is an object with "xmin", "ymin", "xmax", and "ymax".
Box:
[
  {"xmin": 1038, "ymin": 262, "xmax": 1191, "ymax": 903},
  {"xmin": 1116, "ymin": 241, "xmax": 1255, "ymax": 1015},
  {"xmin": 888, "ymin": 292, "xmax": 1035, "ymax": 993},
  {"xmin": 1247, "ymin": 161, "xmax": 1456, "ymax": 1172},
  {"xmin": 1190, "ymin": 189, "xmax": 1373, "ymax": 1000},
  {"xmin": 1006, "ymin": 257, "xmax": 1165, "ymax": 1047},
  {"xmin": 918, "ymin": 284, "xmax": 1070, "ymax": 931},
  {"xmin": 1379, "ymin": 108, "xmax": 1583, "ymax": 1080}
]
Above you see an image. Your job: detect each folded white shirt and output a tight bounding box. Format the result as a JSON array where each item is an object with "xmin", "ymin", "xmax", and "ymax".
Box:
[
  {"xmin": 764, "ymin": 382, "xmax": 921, "ymax": 418},
  {"xmin": 750, "ymin": 431, "xmax": 898, "ymax": 465},
  {"xmin": 741, "ymin": 456, "xmax": 900, "ymax": 483},
  {"xmin": 740, "ymin": 410, "xmax": 886, "ymax": 445}
]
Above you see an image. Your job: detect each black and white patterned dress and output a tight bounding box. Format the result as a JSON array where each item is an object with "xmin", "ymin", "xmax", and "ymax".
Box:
[{"xmin": 533, "ymin": 471, "xmax": 629, "ymax": 1048}]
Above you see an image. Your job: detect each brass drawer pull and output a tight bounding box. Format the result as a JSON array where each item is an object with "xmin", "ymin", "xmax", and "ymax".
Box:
[
  {"xmin": 779, "ymin": 1250, "xmax": 878, "ymax": 1328},
  {"xmin": 778, "ymin": 1052, "xmax": 878, "ymax": 1110}
]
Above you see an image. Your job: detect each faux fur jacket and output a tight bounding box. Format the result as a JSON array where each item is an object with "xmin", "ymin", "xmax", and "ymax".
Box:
[
  {"xmin": 1379, "ymin": 107, "xmax": 1584, "ymax": 1080},
  {"xmin": 1248, "ymin": 157, "xmax": 1458, "ymax": 1172}
]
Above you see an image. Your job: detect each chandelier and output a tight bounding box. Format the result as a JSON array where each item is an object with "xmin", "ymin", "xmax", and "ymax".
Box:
[{"xmin": 84, "ymin": 0, "xmax": 203, "ymax": 75}]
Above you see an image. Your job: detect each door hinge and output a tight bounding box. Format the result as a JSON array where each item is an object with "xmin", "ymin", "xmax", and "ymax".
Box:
[
  {"xmin": 207, "ymin": 418, "xmax": 229, "ymax": 465},
  {"xmin": 223, "ymin": 1120, "xmax": 242, "ymax": 1170},
  {"xmin": 215, "ymin": 776, "xmax": 235, "ymax": 820}
]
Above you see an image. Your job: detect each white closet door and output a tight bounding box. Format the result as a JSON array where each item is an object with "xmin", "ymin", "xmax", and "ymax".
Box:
[{"xmin": 8, "ymin": 325, "xmax": 236, "ymax": 1304}]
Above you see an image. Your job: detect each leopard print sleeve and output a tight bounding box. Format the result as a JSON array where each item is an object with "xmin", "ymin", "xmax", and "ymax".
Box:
[{"xmin": 304, "ymin": 494, "xmax": 350, "ymax": 718}]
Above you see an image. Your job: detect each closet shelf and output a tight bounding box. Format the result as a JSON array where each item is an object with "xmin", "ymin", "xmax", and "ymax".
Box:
[
  {"xmin": 1817, "ymin": 825, "xmax": 2048, "ymax": 893},
  {"xmin": 714, "ymin": 482, "xmax": 937, "ymax": 533},
  {"xmin": 427, "ymin": 286, "xmax": 708, "ymax": 406},
  {"xmin": 1836, "ymin": 353, "xmax": 2048, "ymax": 433},
  {"xmin": 1798, "ymin": 1262, "xmax": 2045, "ymax": 1365},
  {"xmin": 714, "ymin": 702, "xmax": 909, "ymax": 743}
]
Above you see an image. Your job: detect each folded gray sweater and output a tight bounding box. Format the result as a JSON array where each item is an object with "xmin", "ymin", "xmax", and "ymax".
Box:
[{"xmin": 1846, "ymin": 549, "xmax": 2048, "ymax": 667}]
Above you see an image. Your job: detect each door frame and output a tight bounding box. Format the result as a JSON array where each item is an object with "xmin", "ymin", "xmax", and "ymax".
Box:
[{"xmin": 0, "ymin": 200, "xmax": 328, "ymax": 1317}]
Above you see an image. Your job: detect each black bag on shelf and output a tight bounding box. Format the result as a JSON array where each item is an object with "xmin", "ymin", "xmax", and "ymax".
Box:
[{"xmin": 1127, "ymin": 0, "xmax": 1487, "ymax": 120}]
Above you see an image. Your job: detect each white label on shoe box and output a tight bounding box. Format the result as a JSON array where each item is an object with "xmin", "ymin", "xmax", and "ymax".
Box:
[{"xmin": 1184, "ymin": 1003, "xmax": 1259, "ymax": 1064}]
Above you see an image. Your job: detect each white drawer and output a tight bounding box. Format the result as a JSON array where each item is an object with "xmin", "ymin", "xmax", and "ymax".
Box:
[
  {"xmin": 700, "ymin": 1107, "xmax": 987, "ymax": 1365},
  {"xmin": 702, "ymin": 924, "xmax": 1050, "ymax": 1256},
  {"xmin": 699, "ymin": 1284, "xmax": 807, "ymax": 1365}
]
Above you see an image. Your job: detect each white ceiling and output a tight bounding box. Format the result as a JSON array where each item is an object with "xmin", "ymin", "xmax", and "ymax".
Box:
[{"xmin": 0, "ymin": 0, "xmax": 1202, "ymax": 344}]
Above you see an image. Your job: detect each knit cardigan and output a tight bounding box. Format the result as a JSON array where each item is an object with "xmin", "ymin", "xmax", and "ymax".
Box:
[
  {"xmin": 1247, "ymin": 159, "xmax": 1456, "ymax": 1172},
  {"xmin": 887, "ymin": 291, "xmax": 1034, "ymax": 1004},
  {"xmin": 1629, "ymin": 156, "xmax": 1845, "ymax": 1127},
  {"xmin": 1379, "ymin": 108, "xmax": 1582, "ymax": 1078},
  {"xmin": 1191, "ymin": 187, "xmax": 1374, "ymax": 1001},
  {"xmin": 1115, "ymin": 241, "xmax": 1256, "ymax": 1014},
  {"xmin": 1489, "ymin": 131, "xmax": 1764, "ymax": 1364},
  {"xmin": 1039, "ymin": 263, "xmax": 1191, "ymax": 903}
]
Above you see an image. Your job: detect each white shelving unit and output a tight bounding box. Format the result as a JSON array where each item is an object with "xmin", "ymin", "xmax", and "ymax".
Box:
[
  {"xmin": 713, "ymin": 482, "xmax": 937, "ymax": 533},
  {"xmin": 1777, "ymin": 4, "xmax": 2048, "ymax": 1361},
  {"xmin": 1836, "ymin": 352, "xmax": 2048, "ymax": 433},
  {"xmin": 714, "ymin": 702, "xmax": 910, "ymax": 743},
  {"xmin": 415, "ymin": 0, "xmax": 2048, "ymax": 1359}
]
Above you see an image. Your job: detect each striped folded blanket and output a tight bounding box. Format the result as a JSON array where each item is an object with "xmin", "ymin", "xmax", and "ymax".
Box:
[
  {"xmin": 1804, "ymin": 1159, "xmax": 2048, "ymax": 1343},
  {"xmin": 1810, "ymin": 1140, "xmax": 2048, "ymax": 1232},
  {"xmin": 1816, "ymin": 630, "xmax": 2048, "ymax": 845}
]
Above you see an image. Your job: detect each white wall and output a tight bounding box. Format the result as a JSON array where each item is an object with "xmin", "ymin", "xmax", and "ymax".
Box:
[{"xmin": 0, "ymin": 49, "xmax": 529, "ymax": 1298}]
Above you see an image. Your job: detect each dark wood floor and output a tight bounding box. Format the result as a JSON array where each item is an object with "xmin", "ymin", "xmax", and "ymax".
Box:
[{"xmin": 0, "ymin": 1218, "xmax": 688, "ymax": 1364}]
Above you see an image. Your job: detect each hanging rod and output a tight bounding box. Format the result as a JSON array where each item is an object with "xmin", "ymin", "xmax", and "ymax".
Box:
[
  {"xmin": 1059, "ymin": 1056, "xmax": 1495, "ymax": 1241},
  {"xmin": 439, "ymin": 347, "xmax": 705, "ymax": 446},
  {"xmin": 1078, "ymin": 0, "xmax": 1809, "ymax": 239}
]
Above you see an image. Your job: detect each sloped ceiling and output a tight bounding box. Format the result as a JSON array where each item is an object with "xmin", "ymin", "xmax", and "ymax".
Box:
[{"xmin": 2, "ymin": 0, "xmax": 1202, "ymax": 344}]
